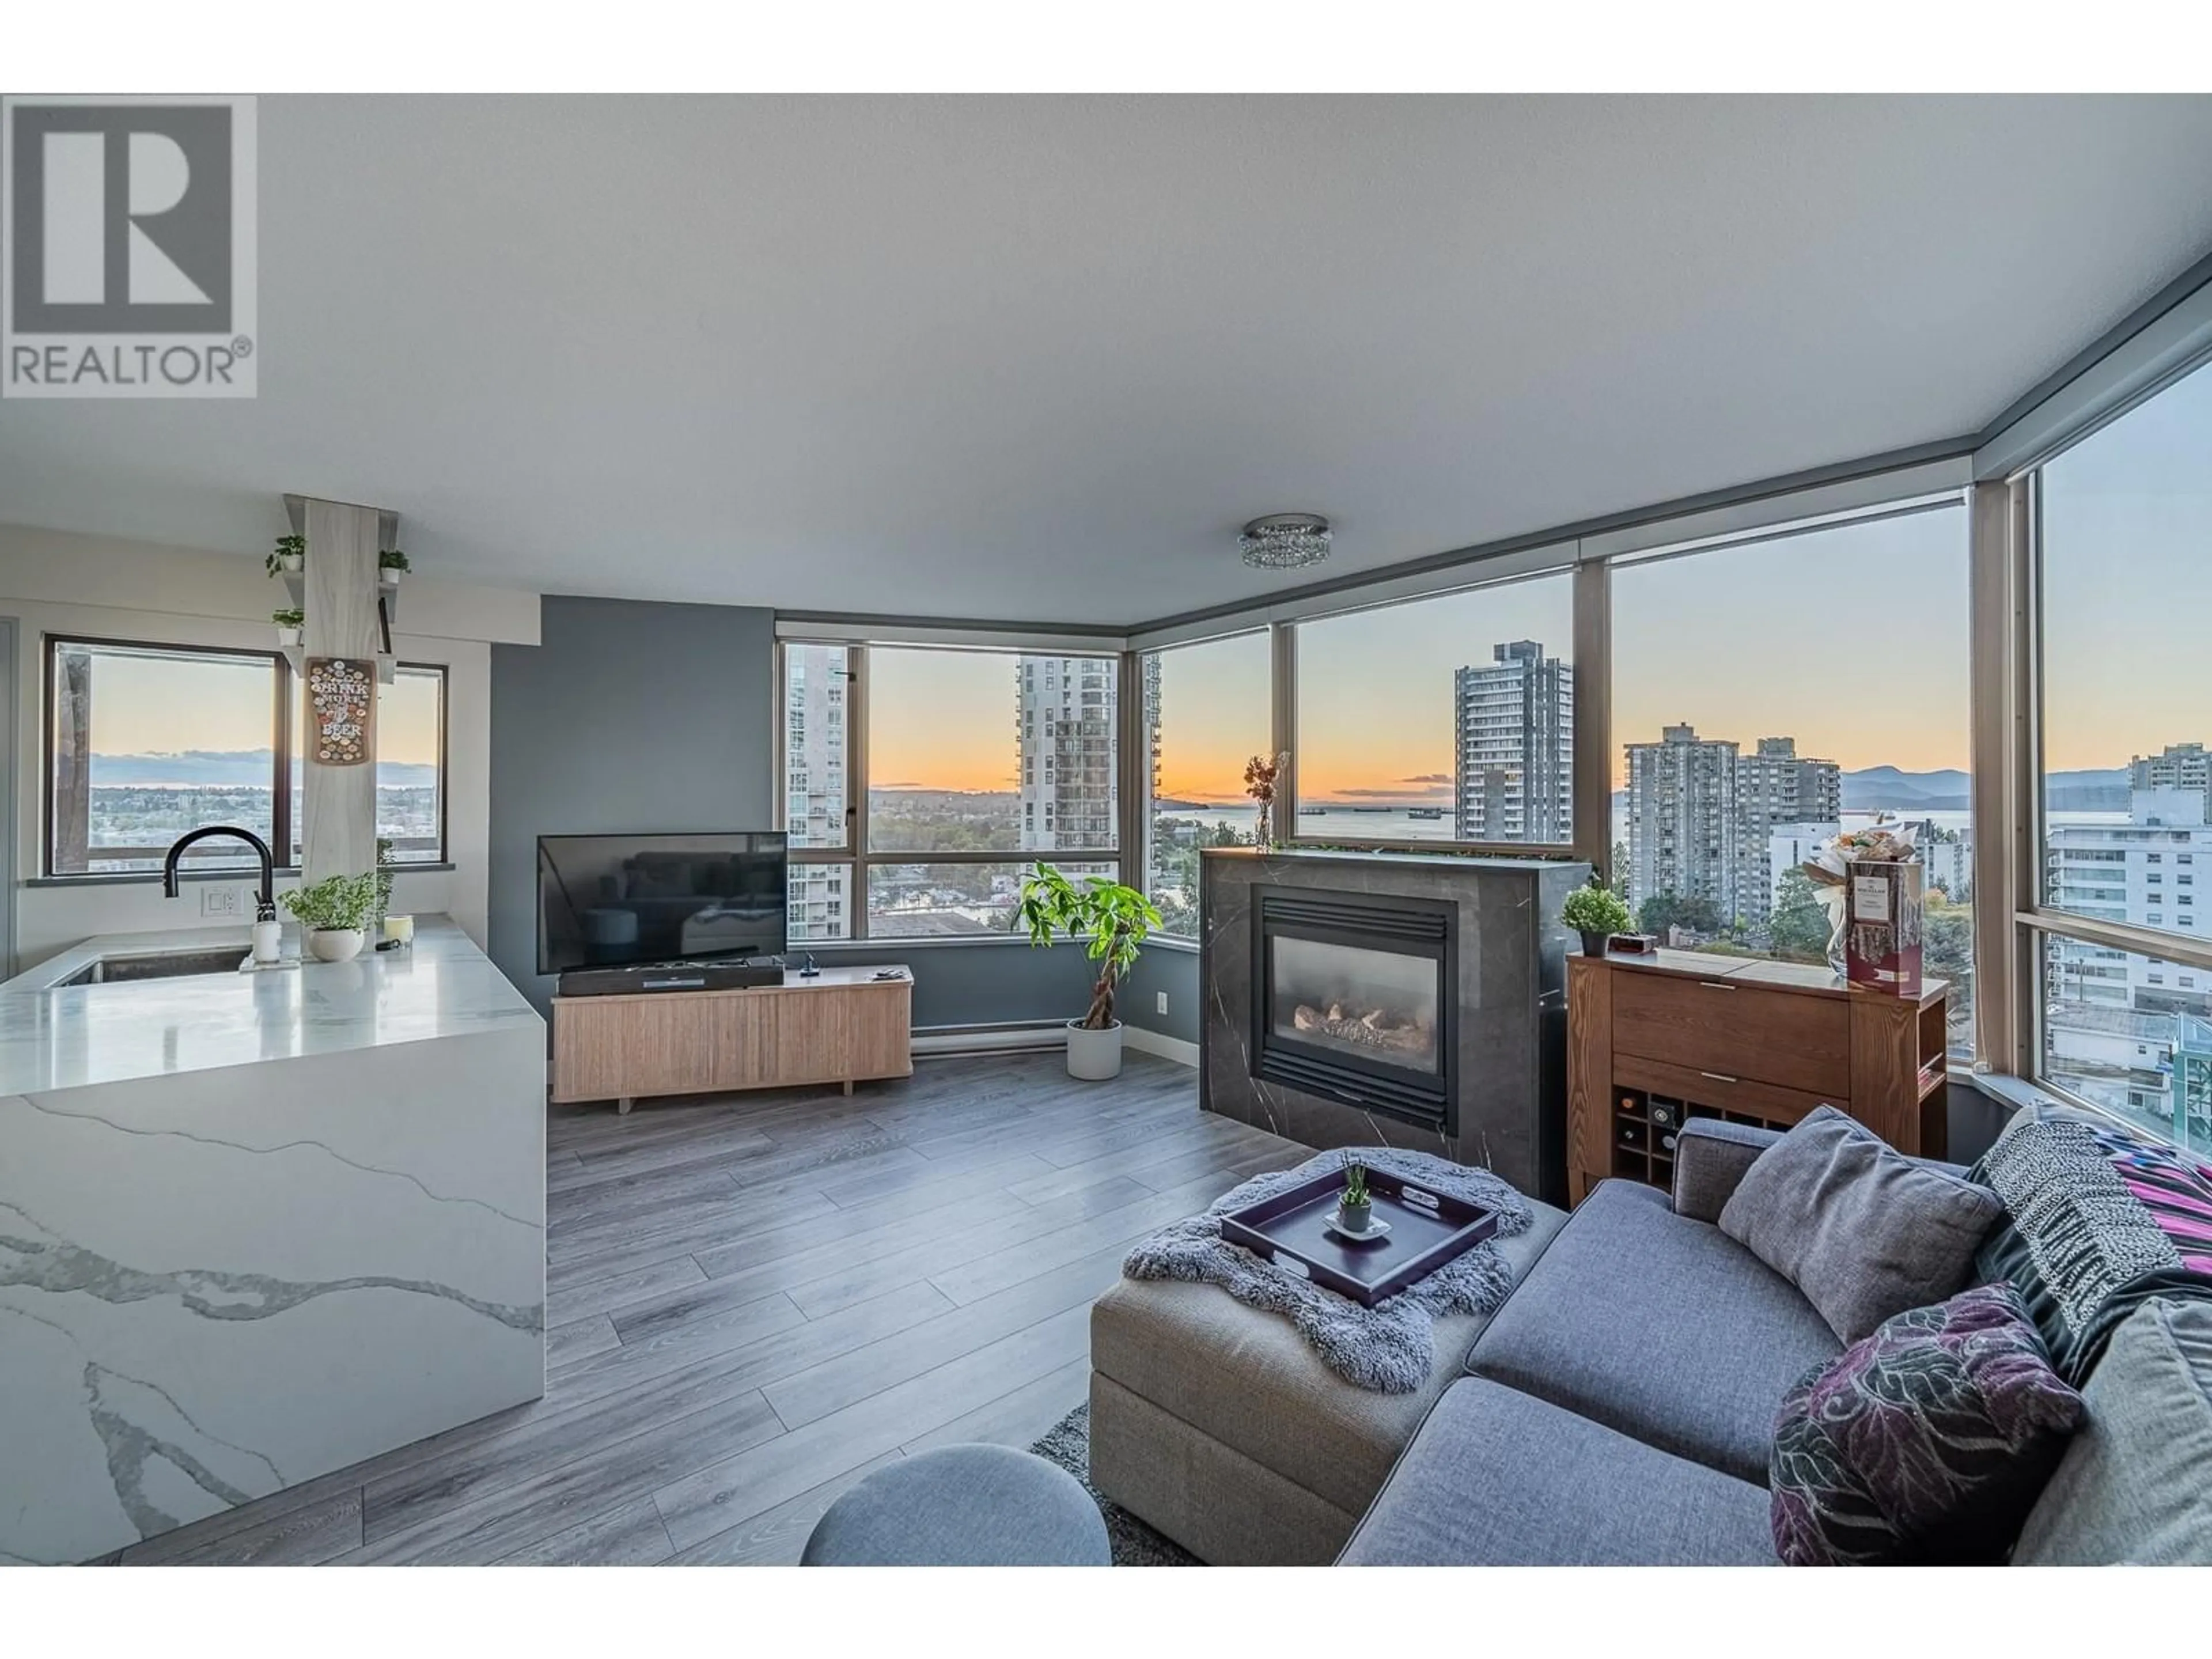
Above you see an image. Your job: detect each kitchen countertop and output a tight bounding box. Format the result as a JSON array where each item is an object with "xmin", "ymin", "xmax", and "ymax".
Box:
[{"xmin": 0, "ymin": 916, "xmax": 542, "ymax": 1094}]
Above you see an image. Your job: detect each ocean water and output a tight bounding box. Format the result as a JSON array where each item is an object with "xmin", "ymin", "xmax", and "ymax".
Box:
[{"xmin": 1266, "ymin": 802, "xmax": 2123, "ymax": 849}]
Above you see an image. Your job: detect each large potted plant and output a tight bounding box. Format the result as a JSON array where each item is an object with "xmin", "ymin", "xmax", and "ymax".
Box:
[
  {"xmin": 1562, "ymin": 878, "xmax": 1633, "ymax": 957},
  {"xmin": 1012, "ymin": 863, "xmax": 1161, "ymax": 1081},
  {"xmin": 281, "ymin": 871, "xmax": 382, "ymax": 963}
]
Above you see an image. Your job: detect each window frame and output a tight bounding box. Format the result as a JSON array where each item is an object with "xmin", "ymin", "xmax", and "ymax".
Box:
[
  {"xmin": 777, "ymin": 637, "xmax": 1130, "ymax": 941},
  {"xmin": 1277, "ymin": 567, "xmax": 1593, "ymax": 864},
  {"xmin": 1138, "ymin": 627, "xmax": 1275, "ymax": 940},
  {"xmin": 43, "ymin": 633, "xmax": 450, "ymax": 878},
  {"xmin": 1994, "ymin": 362, "xmax": 2212, "ymax": 1134}
]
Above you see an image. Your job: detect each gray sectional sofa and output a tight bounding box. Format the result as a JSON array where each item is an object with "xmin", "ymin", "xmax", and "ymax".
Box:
[{"xmin": 1092, "ymin": 1114, "xmax": 2212, "ymax": 1566}]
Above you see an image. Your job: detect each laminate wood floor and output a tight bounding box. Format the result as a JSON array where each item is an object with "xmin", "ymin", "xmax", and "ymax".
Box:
[{"xmin": 116, "ymin": 1051, "xmax": 1306, "ymax": 1567}]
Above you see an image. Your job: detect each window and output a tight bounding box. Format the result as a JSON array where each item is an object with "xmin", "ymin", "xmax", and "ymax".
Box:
[
  {"xmin": 48, "ymin": 640, "xmax": 446, "ymax": 876},
  {"xmin": 1293, "ymin": 575, "xmax": 1574, "ymax": 846},
  {"xmin": 48, "ymin": 639, "xmax": 283, "ymax": 874},
  {"xmin": 1612, "ymin": 506, "xmax": 1975, "ymax": 1056},
  {"xmin": 2023, "ymin": 351, "xmax": 2212, "ymax": 1151},
  {"xmin": 286, "ymin": 664, "xmax": 447, "ymax": 865},
  {"xmin": 2040, "ymin": 935, "xmax": 2210, "ymax": 1157},
  {"xmin": 2040, "ymin": 359, "xmax": 2212, "ymax": 949},
  {"xmin": 778, "ymin": 639, "xmax": 1123, "ymax": 940},
  {"xmin": 1143, "ymin": 631, "xmax": 1272, "ymax": 937}
]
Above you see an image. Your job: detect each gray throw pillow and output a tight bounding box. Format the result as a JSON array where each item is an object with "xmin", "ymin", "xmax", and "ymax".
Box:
[{"xmin": 1718, "ymin": 1105, "xmax": 2003, "ymax": 1344}]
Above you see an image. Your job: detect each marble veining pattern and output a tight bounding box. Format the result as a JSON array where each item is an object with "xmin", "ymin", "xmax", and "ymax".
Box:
[{"xmin": 0, "ymin": 917, "xmax": 546, "ymax": 1566}]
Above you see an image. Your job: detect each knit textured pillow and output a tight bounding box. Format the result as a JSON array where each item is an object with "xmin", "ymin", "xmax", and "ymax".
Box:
[{"xmin": 1770, "ymin": 1282, "xmax": 2084, "ymax": 1565}]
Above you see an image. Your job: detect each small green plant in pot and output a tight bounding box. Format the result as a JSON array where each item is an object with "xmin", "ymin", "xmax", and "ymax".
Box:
[
  {"xmin": 1562, "ymin": 878, "xmax": 1633, "ymax": 957},
  {"xmin": 267, "ymin": 533, "xmax": 305, "ymax": 576},
  {"xmin": 378, "ymin": 548, "xmax": 410, "ymax": 581},
  {"xmin": 281, "ymin": 872, "xmax": 382, "ymax": 963},
  {"xmin": 272, "ymin": 607, "xmax": 305, "ymax": 647},
  {"xmin": 1012, "ymin": 863, "xmax": 1161, "ymax": 1081},
  {"xmin": 1338, "ymin": 1158, "xmax": 1374, "ymax": 1234}
]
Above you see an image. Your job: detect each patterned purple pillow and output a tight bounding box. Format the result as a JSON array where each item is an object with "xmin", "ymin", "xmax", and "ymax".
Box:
[{"xmin": 1770, "ymin": 1282, "xmax": 2085, "ymax": 1565}]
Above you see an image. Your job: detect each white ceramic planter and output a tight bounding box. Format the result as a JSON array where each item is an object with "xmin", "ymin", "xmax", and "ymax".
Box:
[
  {"xmin": 309, "ymin": 927, "xmax": 365, "ymax": 963},
  {"xmin": 278, "ymin": 553, "xmax": 303, "ymax": 573},
  {"xmin": 1065, "ymin": 1018, "xmax": 1124, "ymax": 1081},
  {"xmin": 276, "ymin": 626, "xmax": 302, "ymax": 648},
  {"xmin": 381, "ymin": 567, "xmax": 403, "ymax": 585}
]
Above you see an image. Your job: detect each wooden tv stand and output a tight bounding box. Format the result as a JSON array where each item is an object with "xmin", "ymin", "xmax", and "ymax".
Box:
[{"xmin": 550, "ymin": 964, "xmax": 912, "ymax": 1115}]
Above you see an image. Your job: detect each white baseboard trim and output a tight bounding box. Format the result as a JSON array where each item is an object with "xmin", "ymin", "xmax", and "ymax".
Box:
[{"xmin": 1123, "ymin": 1026, "xmax": 1199, "ymax": 1068}]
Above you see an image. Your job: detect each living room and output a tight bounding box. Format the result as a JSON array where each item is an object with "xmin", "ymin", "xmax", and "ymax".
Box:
[{"xmin": 7, "ymin": 14, "xmax": 2212, "ymax": 1646}]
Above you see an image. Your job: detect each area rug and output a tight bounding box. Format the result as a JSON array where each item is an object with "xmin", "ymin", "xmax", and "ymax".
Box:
[
  {"xmin": 1122, "ymin": 1145, "xmax": 1532, "ymax": 1392},
  {"xmin": 1029, "ymin": 1405, "xmax": 1200, "ymax": 1567}
]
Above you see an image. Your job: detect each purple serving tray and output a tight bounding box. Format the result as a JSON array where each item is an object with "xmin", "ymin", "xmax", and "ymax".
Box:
[{"xmin": 1218, "ymin": 1166, "xmax": 1501, "ymax": 1308}]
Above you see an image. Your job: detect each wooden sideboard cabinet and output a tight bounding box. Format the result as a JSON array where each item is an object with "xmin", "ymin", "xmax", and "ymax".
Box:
[
  {"xmin": 551, "ymin": 964, "xmax": 912, "ymax": 1115},
  {"xmin": 1566, "ymin": 950, "xmax": 1949, "ymax": 1205}
]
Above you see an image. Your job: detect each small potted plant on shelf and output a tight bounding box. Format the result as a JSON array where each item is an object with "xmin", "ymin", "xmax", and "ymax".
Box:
[
  {"xmin": 281, "ymin": 871, "xmax": 382, "ymax": 963},
  {"xmin": 1012, "ymin": 862, "xmax": 1161, "ymax": 1081},
  {"xmin": 268, "ymin": 534, "xmax": 305, "ymax": 576},
  {"xmin": 1562, "ymin": 878, "xmax": 1633, "ymax": 957},
  {"xmin": 272, "ymin": 607, "xmax": 304, "ymax": 647},
  {"xmin": 1337, "ymin": 1158, "xmax": 1374, "ymax": 1234},
  {"xmin": 378, "ymin": 549, "xmax": 410, "ymax": 582}
]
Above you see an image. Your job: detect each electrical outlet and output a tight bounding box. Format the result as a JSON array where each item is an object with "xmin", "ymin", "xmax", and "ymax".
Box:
[
  {"xmin": 199, "ymin": 884, "xmax": 245, "ymax": 919},
  {"xmin": 1155, "ymin": 990, "xmax": 1168, "ymax": 1016}
]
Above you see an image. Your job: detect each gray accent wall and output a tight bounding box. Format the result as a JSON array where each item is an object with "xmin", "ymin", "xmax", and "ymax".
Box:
[
  {"xmin": 489, "ymin": 596, "xmax": 779, "ymax": 1012},
  {"xmin": 1121, "ymin": 943, "xmax": 1200, "ymax": 1046},
  {"xmin": 487, "ymin": 595, "xmax": 1116, "ymax": 1029}
]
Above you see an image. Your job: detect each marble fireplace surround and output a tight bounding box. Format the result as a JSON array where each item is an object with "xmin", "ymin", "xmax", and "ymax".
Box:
[{"xmin": 1200, "ymin": 849, "xmax": 1588, "ymax": 1205}]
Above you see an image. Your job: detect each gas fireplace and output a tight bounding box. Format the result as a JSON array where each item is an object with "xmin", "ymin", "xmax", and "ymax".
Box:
[{"xmin": 1252, "ymin": 887, "xmax": 1457, "ymax": 1132}]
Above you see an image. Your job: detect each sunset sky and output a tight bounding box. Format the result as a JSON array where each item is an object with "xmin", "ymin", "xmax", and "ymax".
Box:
[{"xmin": 83, "ymin": 648, "xmax": 444, "ymax": 768}]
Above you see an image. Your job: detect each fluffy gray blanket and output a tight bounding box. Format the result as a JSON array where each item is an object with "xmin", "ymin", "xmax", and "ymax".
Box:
[{"xmin": 1123, "ymin": 1147, "xmax": 1532, "ymax": 1393}]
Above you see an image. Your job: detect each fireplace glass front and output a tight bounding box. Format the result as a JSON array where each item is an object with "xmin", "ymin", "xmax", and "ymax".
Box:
[
  {"xmin": 1251, "ymin": 886, "xmax": 1457, "ymax": 1132},
  {"xmin": 1268, "ymin": 935, "xmax": 1442, "ymax": 1075}
]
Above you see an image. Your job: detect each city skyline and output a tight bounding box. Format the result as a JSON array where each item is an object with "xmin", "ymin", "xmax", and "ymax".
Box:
[{"xmin": 78, "ymin": 648, "xmax": 444, "ymax": 768}]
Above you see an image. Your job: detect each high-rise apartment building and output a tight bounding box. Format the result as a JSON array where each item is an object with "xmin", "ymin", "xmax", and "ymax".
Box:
[
  {"xmin": 1018, "ymin": 655, "xmax": 1119, "ymax": 851},
  {"xmin": 2045, "ymin": 783, "xmax": 2212, "ymax": 1141},
  {"xmin": 783, "ymin": 644, "xmax": 851, "ymax": 941},
  {"xmin": 1625, "ymin": 724, "xmax": 1739, "ymax": 919},
  {"xmin": 2132, "ymin": 742, "xmax": 2212, "ymax": 817},
  {"xmin": 1453, "ymin": 640, "xmax": 1573, "ymax": 843},
  {"xmin": 1733, "ymin": 736, "xmax": 1841, "ymax": 927}
]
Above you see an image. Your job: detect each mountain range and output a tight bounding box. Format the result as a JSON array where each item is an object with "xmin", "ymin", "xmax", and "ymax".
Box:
[
  {"xmin": 1836, "ymin": 765, "xmax": 2130, "ymax": 813},
  {"xmin": 89, "ymin": 748, "xmax": 440, "ymax": 788}
]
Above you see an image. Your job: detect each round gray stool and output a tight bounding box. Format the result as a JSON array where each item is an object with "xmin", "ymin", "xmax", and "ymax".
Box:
[{"xmin": 800, "ymin": 1444, "xmax": 1111, "ymax": 1566}]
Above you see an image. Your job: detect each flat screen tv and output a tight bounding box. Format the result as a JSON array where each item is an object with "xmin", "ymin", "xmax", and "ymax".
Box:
[{"xmin": 537, "ymin": 832, "xmax": 788, "ymax": 976}]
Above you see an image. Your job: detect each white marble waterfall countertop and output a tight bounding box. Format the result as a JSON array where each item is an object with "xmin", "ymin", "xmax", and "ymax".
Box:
[{"xmin": 0, "ymin": 916, "xmax": 542, "ymax": 1094}]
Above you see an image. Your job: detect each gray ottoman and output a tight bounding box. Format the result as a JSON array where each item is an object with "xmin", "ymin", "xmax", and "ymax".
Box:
[{"xmin": 800, "ymin": 1444, "xmax": 1111, "ymax": 1566}]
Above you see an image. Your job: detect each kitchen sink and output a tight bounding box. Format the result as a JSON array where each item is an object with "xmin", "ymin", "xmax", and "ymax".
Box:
[{"xmin": 57, "ymin": 947, "xmax": 256, "ymax": 986}]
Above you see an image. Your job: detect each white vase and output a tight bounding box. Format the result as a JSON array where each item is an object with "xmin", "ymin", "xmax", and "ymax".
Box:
[
  {"xmin": 1065, "ymin": 1019, "xmax": 1124, "ymax": 1081},
  {"xmin": 309, "ymin": 927, "xmax": 363, "ymax": 963}
]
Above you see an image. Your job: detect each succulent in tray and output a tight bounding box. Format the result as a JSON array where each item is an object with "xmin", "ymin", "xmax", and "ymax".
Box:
[{"xmin": 1339, "ymin": 1159, "xmax": 1373, "ymax": 1232}]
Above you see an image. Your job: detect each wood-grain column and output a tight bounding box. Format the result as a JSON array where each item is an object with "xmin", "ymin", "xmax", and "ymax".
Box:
[{"xmin": 300, "ymin": 498, "xmax": 383, "ymax": 884}]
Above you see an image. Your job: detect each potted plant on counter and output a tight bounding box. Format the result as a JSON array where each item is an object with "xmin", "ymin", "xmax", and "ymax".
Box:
[
  {"xmin": 267, "ymin": 533, "xmax": 305, "ymax": 576},
  {"xmin": 1562, "ymin": 878, "xmax": 1633, "ymax": 957},
  {"xmin": 1012, "ymin": 862, "xmax": 1161, "ymax": 1081},
  {"xmin": 272, "ymin": 607, "xmax": 304, "ymax": 647},
  {"xmin": 281, "ymin": 871, "xmax": 382, "ymax": 963}
]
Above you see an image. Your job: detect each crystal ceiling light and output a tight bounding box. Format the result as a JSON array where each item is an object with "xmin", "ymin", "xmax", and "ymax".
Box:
[{"xmin": 1239, "ymin": 513, "xmax": 1332, "ymax": 571}]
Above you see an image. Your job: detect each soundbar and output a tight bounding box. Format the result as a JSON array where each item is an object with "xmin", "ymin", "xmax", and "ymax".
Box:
[{"xmin": 556, "ymin": 960, "xmax": 784, "ymax": 998}]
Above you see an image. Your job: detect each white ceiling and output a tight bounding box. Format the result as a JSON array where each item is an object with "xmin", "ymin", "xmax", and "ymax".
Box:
[{"xmin": 6, "ymin": 94, "xmax": 2212, "ymax": 626}]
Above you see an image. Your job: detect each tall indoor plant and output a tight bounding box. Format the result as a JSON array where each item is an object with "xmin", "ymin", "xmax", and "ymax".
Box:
[{"xmin": 1013, "ymin": 863, "xmax": 1161, "ymax": 1080}]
